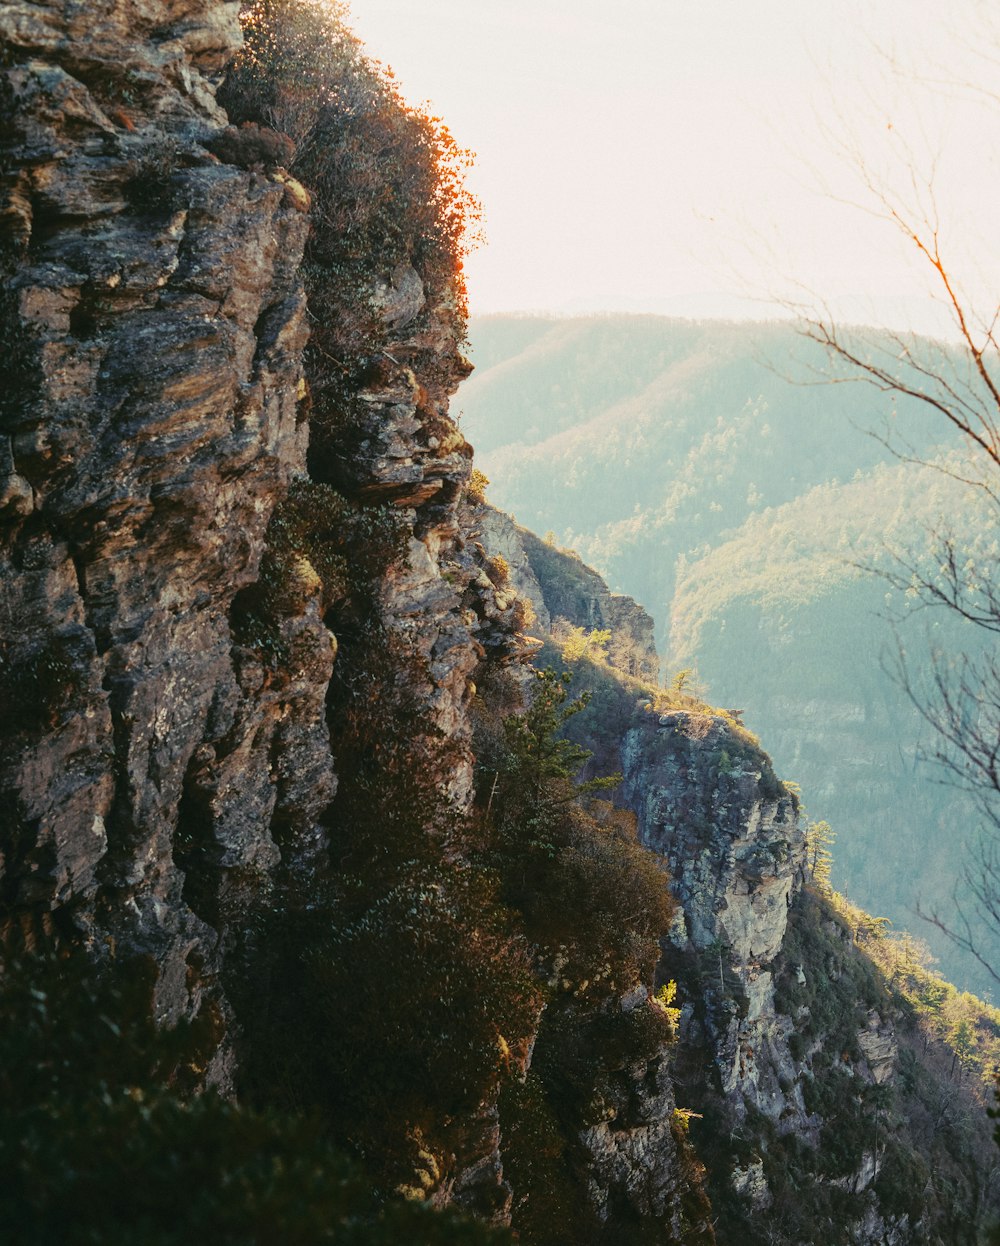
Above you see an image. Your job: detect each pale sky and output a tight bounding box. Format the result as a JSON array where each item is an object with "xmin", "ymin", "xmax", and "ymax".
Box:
[{"xmin": 349, "ymin": 0, "xmax": 1000, "ymax": 335}]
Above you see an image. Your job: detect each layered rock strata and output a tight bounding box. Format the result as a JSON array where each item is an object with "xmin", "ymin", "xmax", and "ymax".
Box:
[
  {"xmin": 0, "ymin": 1, "xmax": 535, "ymax": 1207},
  {"xmin": 0, "ymin": 0, "xmax": 526, "ymax": 1046},
  {"xmin": 0, "ymin": 0, "xmax": 315, "ymax": 1039}
]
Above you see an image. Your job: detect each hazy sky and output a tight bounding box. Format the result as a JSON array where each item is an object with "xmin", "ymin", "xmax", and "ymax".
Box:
[{"xmin": 349, "ymin": 0, "xmax": 1000, "ymax": 333}]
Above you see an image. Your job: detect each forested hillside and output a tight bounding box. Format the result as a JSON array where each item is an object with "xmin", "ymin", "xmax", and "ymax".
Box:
[{"xmin": 461, "ymin": 315, "xmax": 996, "ymax": 995}]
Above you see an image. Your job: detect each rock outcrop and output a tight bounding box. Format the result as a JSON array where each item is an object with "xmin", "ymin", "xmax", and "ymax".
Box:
[
  {"xmin": 0, "ymin": 0, "xmax": 534, "ymax": 1209},
  {"xmin": 620, "ymin": 711, "xmax": 807, "ymax": 1127},
  {"xmin": 0, "ymin": 0, "xmax": 316, "ymax": 1047},
  {"xmin": 477, "ymin": 504, "xmax": 659, "ymax": 682},
  {"xmin": 614, "ymin": 702, "xmax": 993, "ymax": 1242}
]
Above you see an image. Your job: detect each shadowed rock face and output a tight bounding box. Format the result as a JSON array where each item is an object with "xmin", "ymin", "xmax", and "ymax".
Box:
[
  {"xmin": 0, "ymin": 2, "xmax": 528, "ymax": 1184},
  {"xmin": 0, "ymin": 0, "xmax": 314, "ymax": 1045}
]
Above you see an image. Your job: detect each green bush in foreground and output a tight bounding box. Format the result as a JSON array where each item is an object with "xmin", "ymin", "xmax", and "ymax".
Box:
[{"xmin": 0, "ymin": 950, "xmax": 511, "ymax": 1245}]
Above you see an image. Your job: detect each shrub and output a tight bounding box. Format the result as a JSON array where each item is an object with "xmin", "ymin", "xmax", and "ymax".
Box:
[
  {"xmin": 473, "ymin": 668, "xmax": 674, "ymax": 993},
  {"xmin": 515, "ymin": 802, "xmax": 674, "ymax": 993},
  {"xmin": 123, "ymin": 138, "xmax": 185, "ymax": 213},
  {"xmin": 218, "ymin": 0, "xmax": 482, "ymax": 485},
  {"xmin": 240, "ymin": 867, "xmax": 540, "ymax": 1166},
  {"xmin": 467, "ymin": 468, "xmax": 490, "ymax": 505},
  {"xmin": 0, "ymin": 951, "xmax": 512, "ymax": 1245},
  {"xmin": 230, "ymin": 480, "xmax": 405, "ymax": 663},
  {"xmin": 485, "ymin": 553, "xmax": 509, "ymax": 588}
]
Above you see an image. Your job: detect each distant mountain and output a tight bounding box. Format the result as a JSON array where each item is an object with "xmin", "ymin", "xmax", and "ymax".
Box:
[{"xmin": 461, "ymin": 314, "xmax": 997, "ymax": 995}]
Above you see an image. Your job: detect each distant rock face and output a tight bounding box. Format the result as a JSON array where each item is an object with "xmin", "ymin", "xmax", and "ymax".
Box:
[
  {"xmin": 474, "ymin": 504, "xmax": 551, "ymax": 632},
  {"xmin": 620, "ymin": 713, "xmax": 811, "ymax": 1132},
  {"xmin": 476, "ymin": 506, "xmax": 660, "ymax": 683},
  {"xmin": 625, "ymin": 714, "xmax": 799, "ymax": 963},
  {"xmin": 614, "ymin": 706, "xmax": 994, "ymax": 1243}
]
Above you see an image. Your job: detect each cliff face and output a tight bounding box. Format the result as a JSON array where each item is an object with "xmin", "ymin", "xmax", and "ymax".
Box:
[
  {"xmin": 476, "ymin": 504, "xmax": 659, "ymax": 682},
  {"xmin": 620, "ymin": 713, "xmax": 806, "ymax": 1121},
  {"xmin": 679, "ymin": 593, "xmax": 984, "ymax": 992},
  {"xmin": 2, "ymin": 7, "xmax": 997, "ymax": 1246},
  {"xmin": 0, "ymin": 0, "xmax": 518, "ymax": 1059},
  {"xmin": 490, "ymin": 510, "xmax": 998, "ymax": 1242},
  {"xmin": 616, "ymin": 708, "xmax": 996, "ymax": 1243},
  {"xmin": 0, "ymin": 0, "xmax": 536, "ymax": 1222},
  {"xmin": 0, "ymin": 0, "xmax": 317, "ymax": 1040}
]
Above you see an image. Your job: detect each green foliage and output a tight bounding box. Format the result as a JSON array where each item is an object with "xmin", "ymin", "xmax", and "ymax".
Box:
[
  {"xmin": 655, "ymin": 979, "xmax": 682, "ymax": 1038},
  {"xmin": 830, "ymin": 889, "xmax": 1000, "ymax": 1088},
  {"xmin": 522, "ymin": 802, "xmax": 674, "ymax": 993},
  {"xmin": 873, "ymin": 1138, "xmax": 931, "ymax": 1222},
  {"xmin": 0, "ymin": 950, "xmax": 217, "ymax": 1107},
  {"xmin": 805, "ymin": 819, "xmax": 836, "ymax": 898},
  {"xmin": 476, "ymin": 669, "xmax": 674, "ymax": 995},
  {"xmin": 557, "ymin": 624, "xmax": 611, "ymax": 664},
  {"xmin": 670, "ymin": 667, "xmax": 695, "ymax": 696},
  {"xmin": 499, "ymin": 668, "xmax": 597, "ymax": 814},
  {"xmin": 7, "ymin": 1094, "xmax": 512, "ymax": 1245},
  {"xmin": 239, "ymin": 866, "xmax": 540, "ymax": 1164},
  {"xmin": 0, "ymin": 950, "xmax": 511, "ymax": 1244},
  {"xmin": 528, "ymin": 639, "xmax": 650, "ymax": 777},
  {"xmin": 775, "ymin": 891, "xmax": 883, "ymax": 1055}
]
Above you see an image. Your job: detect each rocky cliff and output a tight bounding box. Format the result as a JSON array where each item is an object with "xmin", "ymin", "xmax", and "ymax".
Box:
[
  {"xmin": 1, "ymin": 5, "xmax": 997, "ymax": 1245},
  {"xmin": 0, "ymin": 4, "xmax": 696, "ymax": 1238},
  {"xmin": 0, "ymin": 0, "xmax": 320, "ymax": 1047},
  {"xmin": 473, "ymin": 504, "xmax": 659, "ymax": 683},
  {"xmin": 0, "ymin": 0, "xmax": 524, "ymax": 1188},
  {"xmin": 485, "ymin": 512, "xmax": 1000, "ymax": 1242}
]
